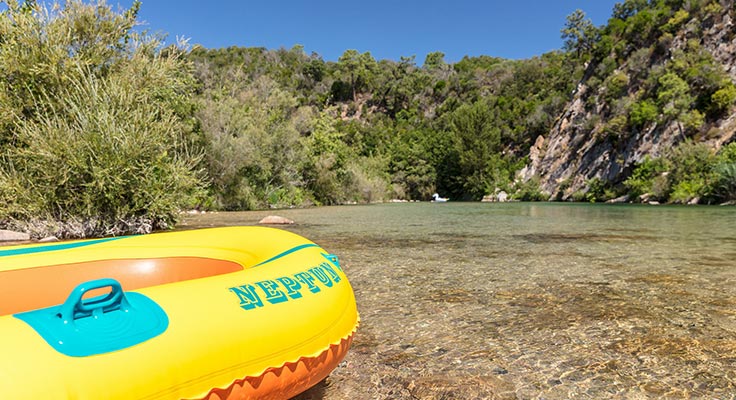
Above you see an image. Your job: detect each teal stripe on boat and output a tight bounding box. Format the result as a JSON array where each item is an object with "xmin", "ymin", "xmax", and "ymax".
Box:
[
  {"xmin": 255, "ymin": 243, "xmax": 320, "ymax": 267},
  {"xmin": 0, "ymin": 237, "xmax": 123, "ymax": 258}
]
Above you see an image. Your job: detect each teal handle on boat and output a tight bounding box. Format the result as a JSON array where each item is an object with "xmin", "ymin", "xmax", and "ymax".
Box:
[
  {"xmin": 16, "ymin": 278, "xmax": 169, "ymax": 357},
  {"xmin": 58, "ymin": 278, "xmax": 129, "ymax": 322}
]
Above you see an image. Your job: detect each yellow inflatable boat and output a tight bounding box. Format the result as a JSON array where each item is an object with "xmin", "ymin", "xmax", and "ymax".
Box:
[{"xmin": 0, "ymin": 226, "xmax": 359, "ymax": 399}]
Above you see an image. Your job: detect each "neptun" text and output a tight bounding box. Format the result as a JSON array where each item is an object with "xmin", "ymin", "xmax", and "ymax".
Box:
[{"xmin": 228, "ymin": 261, "xmax": 342, "ymax": 310}]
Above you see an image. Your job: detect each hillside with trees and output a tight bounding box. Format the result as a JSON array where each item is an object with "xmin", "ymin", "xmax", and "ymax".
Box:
[
  {"xmin": 522, "ymin": 0, "xmax": 736, "ymax": 203},
  {"xmin": 188, "ymin": 45, "xmax": 577, "ymax": 206},
  {"xmin": 0, "ymin": 0, "xmax": 734, "ymax": 238}
]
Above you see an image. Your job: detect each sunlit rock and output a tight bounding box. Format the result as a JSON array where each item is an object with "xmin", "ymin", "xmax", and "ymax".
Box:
[
  {"xmin": 259, "ymin": 215, "xmax": 294, "ymax": 225},
  {"xmin": 606, "ymin": 194, "xmax": 630, "ymax": 203},
  {"xmin": 0, "ymin": 230, "xmax": 30, "ymax": 242}
]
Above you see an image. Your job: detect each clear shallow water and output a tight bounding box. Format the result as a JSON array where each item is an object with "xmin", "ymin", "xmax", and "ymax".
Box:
[{"xmin": 182, "ymin": 203, "xmax": 736, "ymax": 399}]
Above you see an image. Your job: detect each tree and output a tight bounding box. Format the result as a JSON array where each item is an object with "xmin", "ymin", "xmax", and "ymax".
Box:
[
  {"xmin": 335, "ymin": 49, "xmax": 377, "ymax": 101},
  {"xmin": 449, "ymin": 100, "xmax": 504, "ymax": 199},
  {"xmin": 196, "ymin": 75, "xmax": 307, "ymax": 210},
  {"xmin": 657, "ymin": 72, "xmax": 692, "ymax": 120},
  {"xmin": 612, "ymin": 0, "xmax": 648, "ymax": 21},
  {"xmin": 303, "ymin": 113, "xmax": 353, "ymax": 205},
  {"xmin": 561, "ymin": 9, "xmax": 598, "ymax": 58},
  {"xmin": 424, "ymin": 51, "xmax": 446, "ymax": 69}
]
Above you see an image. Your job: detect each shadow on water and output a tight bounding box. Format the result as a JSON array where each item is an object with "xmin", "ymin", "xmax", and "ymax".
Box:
[{"xmin": 183, "ymin": 203, "xmax": 736, "ymax": 399}]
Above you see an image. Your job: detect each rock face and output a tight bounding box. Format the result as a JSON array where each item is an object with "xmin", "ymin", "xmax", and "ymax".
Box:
[
  {"xmin": 519, "ymin": 6, "xmax": 736, "ymax": 200},
  {"xmin": 0, "ymin": 230, "xmax": 30, "ymax": 242},
  {"xmin": 258, "ymin": 215, "xmax": 295, "ymax": 225}
]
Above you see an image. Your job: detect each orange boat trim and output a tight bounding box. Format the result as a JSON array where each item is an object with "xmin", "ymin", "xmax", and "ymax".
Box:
[{"xmin": 196, "ymin": 328, "xmax": 357, "ymax": 400}]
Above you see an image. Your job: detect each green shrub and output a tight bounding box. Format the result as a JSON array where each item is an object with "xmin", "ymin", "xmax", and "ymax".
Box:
[
  {"xmin": 629, "ymin": 100, "xmax": 659, "ymax": 128},
  {"xmin": 703, "ymin": 1, "xmax": 723, "ymax": 16},
  {"xmin": 571, "ymin": 189, "xmax": 587, "ymax": 202},
  {"xmin": 710, "ymin": 162, "xmax": 736, "ymax": 202},
  {"xmin": 670, "ymin": 180, "xmax": 705, "ymax": 203},
  {"xmin": 708, "ymin": 143, "xmax": 736, "ymax": 202},
  {"xmin": 603, "ymin": 72, "xmax": 630, "ymax": 102},
  {"xmin": 681, "ymin": 109, "xmax": 704, "ymax": 133},
  {"xmin": 512, "ymin": 176, "xmax": 549, "ymax": 201},
  {"xmin": 345, "ymin": 157, "xmax": 392, "ymax": 203},
  {"xmin": 1, "ymin": 70, "xmax": 204, "ymax": 236},
  {"xmin": 0, "ymin": 1, "xmax": 205, "ymax": 237},
  {"xmin": 584, "ymin": 178, "xmax": 617, "ymax": 202},
  {"xmin": 603, "ymin": 114, "xmax": 629, "ymax": 140},
  {"xmin": 711, "ymin": 85, "xmax": 736, "ymax": 115},
  {"xmin": 667, "ymin": 140, "xmax": 715, "ymax": 186},
  {"xmin": 663, "ymin": 10, "xmax": 690, "ymax": 32},
  {"xmin": 624, "ymin": 156, "xmax": 669, "ymax": 198},
  {"xmin": 717, "ymin": 142, "xmax": 736, "ymax": 163}
]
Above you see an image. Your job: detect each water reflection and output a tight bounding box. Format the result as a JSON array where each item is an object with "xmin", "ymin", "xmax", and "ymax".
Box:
[{"xmin": 182, "ymin": 203, "xmax": 736, "ymax": 399}]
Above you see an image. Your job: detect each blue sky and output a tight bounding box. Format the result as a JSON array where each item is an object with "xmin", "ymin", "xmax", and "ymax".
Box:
[{"xmin": 120, "ymin": 1, "xmax": 620, "ymax": 63}]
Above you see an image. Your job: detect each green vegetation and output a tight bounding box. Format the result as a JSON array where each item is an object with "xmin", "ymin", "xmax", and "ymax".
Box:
[
  {"xmin": 187, "ymin": 31, "xmax": 578, "ymax": 206},
  {"xmin": 580, "ymin": 0, "xmax": 736, "ymax": 133},
  {"xmin": 556, "ymin": 0, "xmax": 736, "ymax": 203},
  {"xmin": 623, "ymin": 141, "xmax": 736, "ymax": 204},
  {"xmin": 1, "ymin": 0, "xmax": 734, "ymax": 238},
  {"xmin": 0, "ymin": 0, "xmax": 204, "ymax": 237}
]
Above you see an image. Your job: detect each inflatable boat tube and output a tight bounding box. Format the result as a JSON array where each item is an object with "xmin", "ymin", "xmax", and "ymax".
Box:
[{"xmin": 0, "ymin": 226, "xmax": 359, "ymax": 399}]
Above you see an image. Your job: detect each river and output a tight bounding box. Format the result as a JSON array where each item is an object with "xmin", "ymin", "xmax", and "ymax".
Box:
[{"xmin": 182, "ymin": 202, "xmax": 736, "ymax": 399}]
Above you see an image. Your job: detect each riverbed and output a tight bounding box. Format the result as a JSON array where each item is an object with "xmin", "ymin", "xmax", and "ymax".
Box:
[{"xmin": 182, "ymin": 202, "xmax": 736, "ymax": 399}]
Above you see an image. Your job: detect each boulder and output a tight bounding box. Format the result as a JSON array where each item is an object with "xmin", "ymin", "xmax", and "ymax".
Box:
[
  {"xmin": 482, "ymin": 190, "xmax": 509, "ymax": 202},
  {"xmin": 258, "ymin": 215, "xmax": 295, "ymax": 225},
  {"xmin": 0, "ymin": 230, "xmax": 30, "ymax": 242},
  {"xmin": 606, "ymin": 194, "xmax": 630, "ymax": 203}
]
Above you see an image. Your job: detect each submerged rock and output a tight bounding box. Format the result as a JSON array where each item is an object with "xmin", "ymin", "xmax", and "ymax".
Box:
[
  {"xmin": 0, "ymin": 230, "xmax": 30, "ymax": 242},
  {"xmin": 258, "ymin": 215, "xmax": 294, "ymax": 225}
]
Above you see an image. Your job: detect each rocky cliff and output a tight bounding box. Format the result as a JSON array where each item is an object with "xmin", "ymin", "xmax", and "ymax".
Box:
[{"xmin": 521, "ymin": 1, "xmax": 736, "ymax": 200}]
